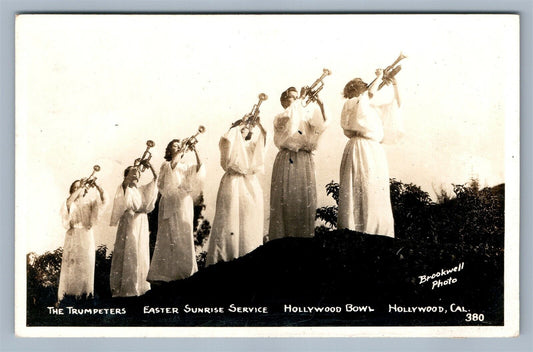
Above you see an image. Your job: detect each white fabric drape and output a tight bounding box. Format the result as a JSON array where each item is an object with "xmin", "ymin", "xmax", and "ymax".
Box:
[
  {"xmin": 206, "ymin": 126, "xmax": 265, "ymax": 265},
  {"xmin": 147, "ymin": 161, "xmax": 205, "ymax": 282},
  {"xmin": 109, "ymin": 180, "xmax": 157, "ymax": 297},
  {"xmin": 337, "ymin": 85, "xmax": 401, "ymax": 237},
  {"xmin": 269, "ymin": 100, "xmax": 328, "ymax": 239},
  {"xmin": 57, "ymin": 189, "xmax": 105, "ymax": 301}
]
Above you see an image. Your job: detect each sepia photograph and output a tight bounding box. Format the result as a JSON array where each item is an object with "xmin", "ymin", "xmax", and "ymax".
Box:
[{"xmin": 14, "ymin": 14, "xmax": 519, "ymax": 337}]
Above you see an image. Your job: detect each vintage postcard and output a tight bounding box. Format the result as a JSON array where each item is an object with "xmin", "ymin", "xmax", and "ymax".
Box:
[{"xmin": 15, "ymin": 14, "xmax": 519, "ymax": 337}]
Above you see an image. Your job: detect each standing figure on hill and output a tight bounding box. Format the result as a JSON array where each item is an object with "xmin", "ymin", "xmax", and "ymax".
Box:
[
  {"xmin": 338, "ymin": 69, "xmax": 403, "ymax": 237},
  {"xmin": 109, "ymin": 162, "xmax": 158, "ymax": 297},
  {"xmin": 147, "ymin": 139, "xmax": 205, "ymax": 282},
  {"xmin": 206, "ymin": 116, "xmax": 267, "ymax": 265},
  {"xmin": 58, "ymin": 177, "xmax": 106, "ymax": 301},
  {"xmin": 268, "ymin": 87, "xmax": 328, "ymax": 240}
]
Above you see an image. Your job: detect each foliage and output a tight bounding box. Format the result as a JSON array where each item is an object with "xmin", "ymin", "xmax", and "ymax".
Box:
[
  {"xmin": 316, "ymin": 206, "xmax": 338, "ymax": 228},
  {"xmin": 389, "ymin": 178, "xmax": 435, "ymax": 244},
  {"xmin": 315, "ymin": 181, "xmax": 340, "ymax": 236},
  {"xmin": 94, "ymin": 244, "xmax": 112, "ymax": 299},
  {"xmin": 193, "ymin": 193, "xmax": 211, "ymax": 270},
  {"xmin": 193, "ymin": 193, "xmax": 211, "ymax": 248},
  {"xmin": 436, "ymin": 180, "xmax": 504, "ymax": 249},
  {"xmin": 27, "ymin": 245, "xmax": 114, "ymax": 308},
  {"xmin": 27, "ymin": 247, "xmax": 63, "ymax": 288},
  {"xmin": 315, "ymin": 178, "xmax": 504, "ymax": 251},
  {"xmin": 325, "ymin": 181, "xmax": 339, "ymax": 205},
  {"xmin": 27, "ymin": 248, "xmax": 63, "ymax": 307}
]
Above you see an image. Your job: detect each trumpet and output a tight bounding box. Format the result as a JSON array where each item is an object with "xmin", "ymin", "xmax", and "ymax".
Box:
[
  {"xmin": 242, "ymin": 93, "xmax": 268, "ymax": 129},
  {"xmin": 301, "ymin": 68, "xmax": 331, "ymax": 106},
  {"xmin": 134, "ymin": 140, "xmax": 155, "ymax": 172},
  {"xmin": 80, "ymin": 165, "xmax": 100, "ymax": 194},
  {"xmin": 179, "ymin": 126, "xmax": 206, "ymax": 154},
  {"xmin": 369, "ymin": 52, "xmax": 407, "ymax": 91}
]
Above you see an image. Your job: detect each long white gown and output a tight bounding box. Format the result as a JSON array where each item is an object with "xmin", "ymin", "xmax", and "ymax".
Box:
[
  {"xmin": 206, "ymin": 126, "xmax": 266, "ymax": 265},
  {"xmin": 268, "ymin": 100, "xmax": 328, "ymax": 240},
  {"xmin": 109, "ymin": 180, "xmax": 157, "ymax": 297},
  {"xmin": 337, "ymin": 85, "xmax": 403, "ymax": 237},
  {"xmin": 147, "ymin": 161, "xmax": 205, "ymax": 282},
  {"xmin": 57, "ymin": 189, "xmax": 105, "ymax": 301}
]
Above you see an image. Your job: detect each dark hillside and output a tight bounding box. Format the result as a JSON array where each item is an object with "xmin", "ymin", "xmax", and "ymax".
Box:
[
  {"xmin": 27, "ymin": 180, "xmax": 504, "ymax": 327},
  {"xmin": 31, "ymin": 230, "xmax": 503, "ymax": 327}
]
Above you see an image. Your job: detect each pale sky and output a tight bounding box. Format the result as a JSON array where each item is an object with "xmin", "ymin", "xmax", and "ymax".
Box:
[{"xmin": 15, "ymin": 15, "xmax": 518, "ymax": 254}]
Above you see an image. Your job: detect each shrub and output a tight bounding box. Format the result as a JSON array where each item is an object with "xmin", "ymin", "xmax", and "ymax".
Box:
[{"xmin": 315, "ymin": 178, "xmax": 504, "ymax": 250}]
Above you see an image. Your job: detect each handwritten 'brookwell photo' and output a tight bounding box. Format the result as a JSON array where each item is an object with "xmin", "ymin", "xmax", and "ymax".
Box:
[{"xmin": 15, "ymin": 14, "xmax": 519, "ymax": 338}]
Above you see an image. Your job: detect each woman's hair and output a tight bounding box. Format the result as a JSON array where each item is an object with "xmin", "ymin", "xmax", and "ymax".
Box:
[
  {"xmin": 343, "ymin": 78, "xmax": 368, "ymax": 99},
  {"xmin": 123, "ymin": 166, "xmax": 136, "ymax": 178},
  {"xmin": 279, "ymin": 86, "xmax": 298, "ymax": 106},
  {"xmin": 69, "ymin": 180, "xmax": 81, "ymax": 194},
  {"xmin": 164, "ymin": 139, "xmax": 181, "ymax": 161}
]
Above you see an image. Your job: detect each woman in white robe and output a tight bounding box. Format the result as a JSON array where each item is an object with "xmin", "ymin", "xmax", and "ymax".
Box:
[
  {"xmin": 109, "ymin": 164, "xmax": 158, "ymax": 297},
  {"xmin": 58, "ymin": 180, "xmax": 106, "ymax": 301},
  {"xmin": 337, "ymin": 70, "xmax": 403, "ymax": 237},
  {"xmin": 206, "ymin": 121, "xmax": 266, "ymax": 265},
  {"xmin": 147, "ymin": 140, "xmax": 205, "ymax": 282},
  {"xmin": 268, "ymin": 87, "xmax": 328, "ymax": 240}
]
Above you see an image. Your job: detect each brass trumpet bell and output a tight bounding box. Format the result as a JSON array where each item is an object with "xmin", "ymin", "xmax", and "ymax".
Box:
[
  {"xmin": 134, "ymin": 140, "xmax": 155, "ymax": 172},
  {"xmin": 179, "ymin": 126, "xmax": 206, "ymax": 154},
  {"xmin": 302, "ymin": 68, "xmax": 331, "ymax": 106}
]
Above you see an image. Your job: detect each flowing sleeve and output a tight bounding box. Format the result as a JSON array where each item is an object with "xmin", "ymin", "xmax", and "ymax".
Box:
[
  {"xmin": 109, "ymin": 185, "xmax": 126, "ymax": 226},
  {"xmin": 60, "ymin": 199, "xmax": 71, "ymax": 229},
  {"xmin": 273, "ymin": 110, "xmax": 292, "ymax": 149},
  {"xmin": 273, "ymin": 110, "xmax": 291, "ymax": 132},
  {"xmin": 219, "ymin": 130, "xmax": 234, "ymax": 172},
  {"xmin": 188, "ymin": 163, "xmax": 206, "ymax": 203},
  {"xmin": 369, "ymin": 84, "xmax": 395, "ymax": 106},
  {"xmin": 375, "ymin": 100, "xmax": 404, "ymax": 144},
  {"xmin": 158, "ymin": 162, "xmax": 172, "ymax": 198},
  {"xmin": 305, "ymin": 102, "xmax": 328, "ymax": 134},
  {"xmin": 88, "ymin": 188, "xmax": 107, "ymax": 227},
  {"xmin": 140, "ymin": 179, "xmax": 158, "ymax": 213},
  {"xmin": 158, "ymin": 163, "xmax": 176, "ymax": 220},
  {"xmin": 370, "ymin": 85, "xmax": 405, "ymax": 144},
  {"xmin": 220, "ymin": 127, "xmax": 259, "ymax": 174},
  {"xmin": 249, "ymin": 127, "xmax": 266, "ymax": 174},
  {"xmin": 186, "ymin": 163, "xmax": 206, "ymax": 190}
]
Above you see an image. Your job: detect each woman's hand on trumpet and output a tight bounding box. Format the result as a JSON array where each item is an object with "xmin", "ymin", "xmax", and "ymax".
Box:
[
  {"xmin": 381, "ymin": 75, "xmax": 397, "ymax": 87},
  {"xmin": 230, "ymin": 118, "xmax": 243, "ymax": 129},
  {"xmin": 314, "ymin": 96, "xmax": 327, "ymax": 122},
  {"xmin": 368, "ymin": 68, "xmax": 384, "ymax": 98},
  {"xmin": 140, "ymin": 159, "xmax": 157, "ymax": 180},
  {"xmin": 231, "ymin": 113, "xmax": 252, "ymax": 129},
  {"xmin": 93, "ymin": 181, "xmax": 106, "ymax": 202},
  {"xmin": 299, "ymin": 86, "xmax": 308, "ymax": 99}
]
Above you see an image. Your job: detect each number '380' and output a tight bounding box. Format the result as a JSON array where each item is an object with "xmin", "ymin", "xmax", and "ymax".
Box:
[{"xmin": 465, "ymin": 313, "xmax": 485, "ymax": 322}]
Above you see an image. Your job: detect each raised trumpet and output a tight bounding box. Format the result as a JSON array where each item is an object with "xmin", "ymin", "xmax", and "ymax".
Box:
[
  {"xmin": 81, "ymin": 165, "xmax": 100, "ymax": 194},
  {"xmin": 134, "ymin": 140, "xmax": 155, "ymax": 172},
  {"xmin": 369, "ymin": 52, "xmax": 407, "ymax": 91},
  {"xmin": 179, "ymin": 126, "xmax": 206, "ymax": 154},
  {"xmin": 242, "ymin": 93, "xmax": 268, "ymax": 129},
  {"xmin": 301, "ymin": 68, "xmax": 331, "ymax": 107}
]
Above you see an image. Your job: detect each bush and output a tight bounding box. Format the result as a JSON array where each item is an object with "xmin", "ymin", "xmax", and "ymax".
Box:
[
  {"xmin": 94, "ymin": 244, "xmax": 112, "ymax": 299},
  {"xmin": 315, "ymin": 178, "xmax": 504, "ymax": 250},
  {"xmin": 27, "ymin": 248, "xmax": 63, "ymax": 307}
]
